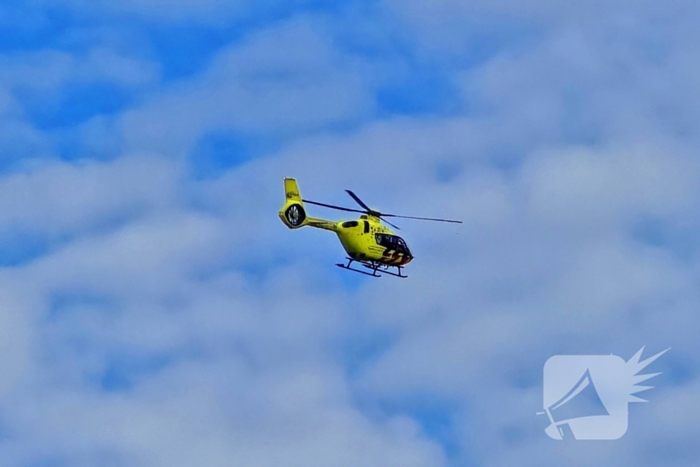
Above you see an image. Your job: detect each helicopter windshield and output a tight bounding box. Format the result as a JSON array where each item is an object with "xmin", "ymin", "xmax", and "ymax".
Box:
[{"xmin": 375, "ymin": 234, "xmax": 411, "ymax": 255}]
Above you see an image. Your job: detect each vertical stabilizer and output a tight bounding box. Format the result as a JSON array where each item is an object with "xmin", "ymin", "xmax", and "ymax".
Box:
[{"xmin": 284, "ymin": 178, "xmax": 302, "ymax": 202}]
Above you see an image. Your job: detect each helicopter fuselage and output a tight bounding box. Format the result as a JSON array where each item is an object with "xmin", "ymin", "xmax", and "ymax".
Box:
[{"xmin": 333, "ymin": 214, "xmax": 413, "ymax": 266}]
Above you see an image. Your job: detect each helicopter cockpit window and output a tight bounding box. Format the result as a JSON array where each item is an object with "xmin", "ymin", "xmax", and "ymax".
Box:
[
  {"xmin": 342, "ymin": 221, "xmax": 358, "ymax": 228},
  {"xmin": 375, "ymin": 233, "xmax": 383, "ymax": 246},
  {"xmin": 396, "ymin": 237, "xmax": 410, "ymax": 254},
  {"xmin": 375, "ymin": 234, "xmax": 411, "ymax": 254},
  {"xmin": 363, "ymin": 221, "xmax": 369, "ymax": 233}
]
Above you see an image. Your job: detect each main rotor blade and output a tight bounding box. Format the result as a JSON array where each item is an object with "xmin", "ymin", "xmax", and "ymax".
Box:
[
  {"xmin": 380, "ymin": 213, "xmax": 463, "ymax": 223},
  {"xmin": 345, "ymin": 190, "xmax": 373, "ymax": 212},
  {"xmin": 302, "ymin": 199, "xmax": 366, "ymax": 214},
  {"xmin": 381, "ymin": 218, "xmax": 401, "ymax": 230}
]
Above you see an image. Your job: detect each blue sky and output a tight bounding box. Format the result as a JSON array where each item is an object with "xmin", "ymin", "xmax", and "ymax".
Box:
[{"xmin": 0, "ymin": 1, "xmax": 699, "ymax": 466}]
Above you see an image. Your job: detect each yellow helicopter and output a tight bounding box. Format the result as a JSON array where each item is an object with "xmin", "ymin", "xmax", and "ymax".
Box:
[{"xmin": 279, "ymin": 178, "xmax": 462, "ymax": 278}]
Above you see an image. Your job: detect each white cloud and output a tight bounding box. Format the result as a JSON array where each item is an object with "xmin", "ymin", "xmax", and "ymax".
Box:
[
  {"xmin": 0, "ymin": 46, "xmax": 159, "ymax": 166},
  {"xmin": 0, "ymin": 154, "xmax": 178, "ymax": 236},
  {"xmin": 51, "ymin": 0, "xmax": 314, "ymax": 25},
  {"xmin": 0, "ymin": 49, "xmax": 158, "ymax": 96},
  {"xmin": 523, "ymin": 143, "xmax": 699, "ymax": 230},
  {"xmin": 121, "ymin": 18, "xmax": 374, "ymax": 156}
]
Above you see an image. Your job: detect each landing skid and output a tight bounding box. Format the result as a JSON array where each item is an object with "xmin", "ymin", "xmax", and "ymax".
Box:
[{"xmin": 335, "ymin": 257, "xmax": 407, "ymax": 279}]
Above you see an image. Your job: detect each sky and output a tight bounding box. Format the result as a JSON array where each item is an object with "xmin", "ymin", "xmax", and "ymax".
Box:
[{"xmin": 0, "ymin": 0, "xmax": 699, "ymax": 466}]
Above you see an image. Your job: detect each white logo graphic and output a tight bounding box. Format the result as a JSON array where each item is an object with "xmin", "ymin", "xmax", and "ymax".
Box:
[{"xmin": 539, "ymin": 347, "xmax": 668, "ymax": 440}]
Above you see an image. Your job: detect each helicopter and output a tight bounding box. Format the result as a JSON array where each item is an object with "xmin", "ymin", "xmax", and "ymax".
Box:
[{"xmin": 279, "ymin": 178, "xmax": 462, "ymax": 278}]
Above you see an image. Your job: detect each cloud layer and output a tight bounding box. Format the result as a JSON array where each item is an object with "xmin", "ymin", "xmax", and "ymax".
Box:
[{"xmin": 0, "ymin": 1, "xmax": 698, "ymax": 466}]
